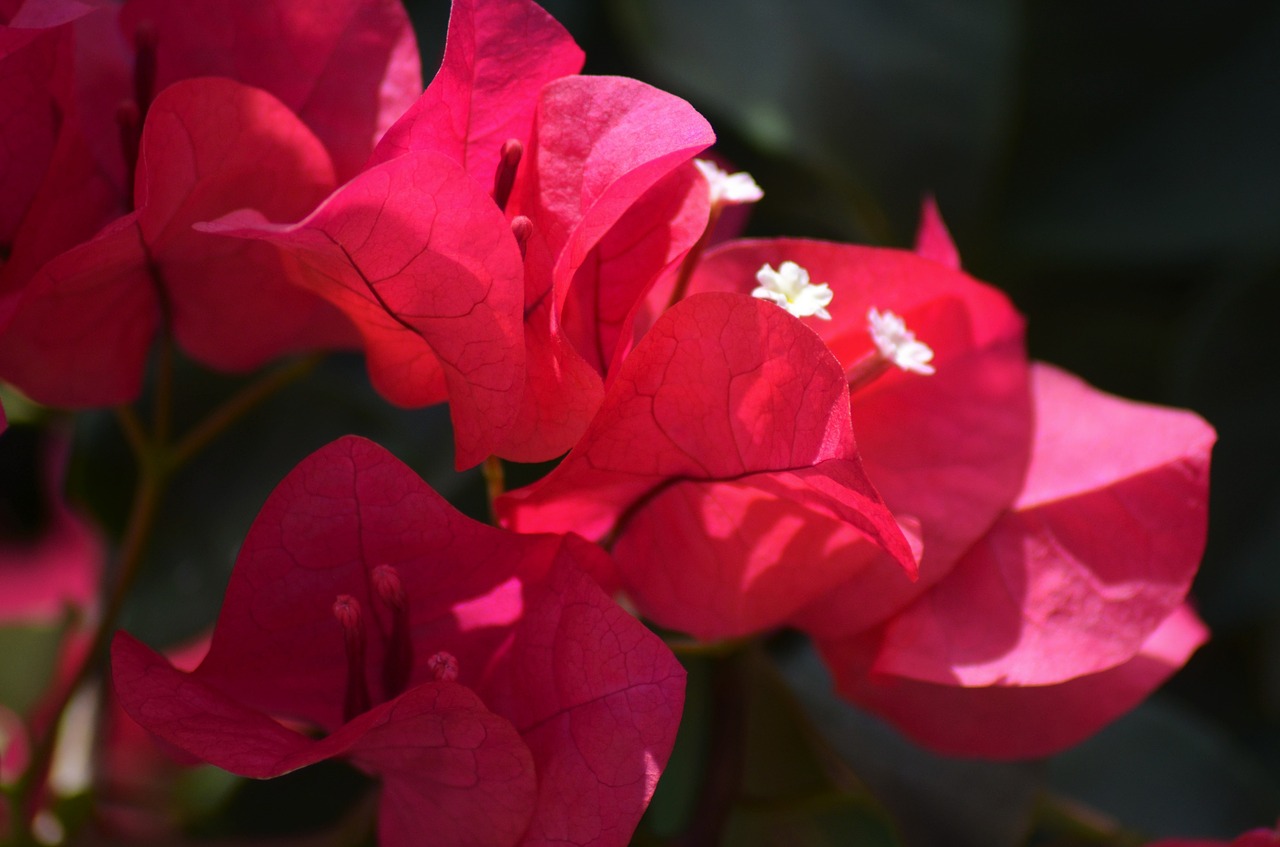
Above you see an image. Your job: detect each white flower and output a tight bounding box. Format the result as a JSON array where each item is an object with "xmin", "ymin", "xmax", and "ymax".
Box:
[
  {"xmin": 752, "ymin": 261, "xmax": 833, "ymax": 320},
  {"xmin": 867, "ymin": 308, "xmax": 935, "ymax": 375},
  {"xmin": 695, "ymin": 158, "xmax": 764, "ymax": 205}
]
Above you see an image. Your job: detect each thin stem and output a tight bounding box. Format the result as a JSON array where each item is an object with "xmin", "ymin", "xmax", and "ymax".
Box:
[
  {"xmin": 113, "ymin": 404, "xmax": 148, "ymax": 461},
  {"xmin": 482, "ymin": 455, "xmax": 505, "ymax": 524},
  {"xmin": 152, "ymin": 332, "xmax": 174, "ymax": 445},
  {"xmin": 169, "ymin": 354, "xmax": 322, "ymax": 470}
]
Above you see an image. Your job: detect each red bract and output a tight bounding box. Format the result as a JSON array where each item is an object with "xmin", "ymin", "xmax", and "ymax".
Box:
[
  {"xmin": 0, "ymin": 1, "xmax": 96, "ymax": 249},
  {"xmin": 120, "ymin": 0, "xmax": 419, "ymax": 182},
  {"xmin": 112, "ymin": 436, "xmax": 684, "ymax": 847},
  {"xmin": 202, "ymin": 0, "xmax": 712, "ymax": 465},
  {"xmin": 203, "ymin": 148, "xmax": 526, "ymax": 469},
  {"xmin": 0, "ymin": 77, "xmax": 356, "ymax": 406},
  {"xmin": 367, "ymin": 0, "xmax": 584, "ymax": 182},
  {"xmin": 0, "ymin": 0, "xmax": 417, "ymax": 404},
  {"xmin": 499, "ymin": 293, "xmax": 916, "ymax": 640},
  {"xmin": 817, "ymin": 364, "xmax": 1214, "ymax": 758},
  {"xmin": 498, "ymin": 76, "xmax": 714, "ymax": 460},
  {"xmin": 355, "ymin": 0, "xmax": 714, "ymax": 462},
  {"xmin": 677, "ymin": 238, "xmax": 1033, "ymax": 637}
]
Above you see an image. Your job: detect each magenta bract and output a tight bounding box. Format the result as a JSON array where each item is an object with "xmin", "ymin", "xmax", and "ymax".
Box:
[{"xmin": 112, "ymin": 436, "xmax": 685, "ymax": 847}]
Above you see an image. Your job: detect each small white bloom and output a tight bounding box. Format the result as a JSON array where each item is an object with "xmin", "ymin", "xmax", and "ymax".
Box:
[
  {"xmin": 867, "ymin": 307, "xmax": 935, "ymax": 375},
  {"xmin": 695, "ymin": 158, "xmax": 764, "ymax": 205},
  {"xmin": 752, "ymin": 261, "xmax": 833, "ymax": 320}
]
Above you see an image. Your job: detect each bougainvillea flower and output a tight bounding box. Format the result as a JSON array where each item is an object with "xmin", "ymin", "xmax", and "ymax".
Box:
[
  {"xmin": 202, "ymin": 147, "xmax": 526, "ymax": 469},
  {"xmin": 201, "ymin": 0, "xmax": 711, "ymax": 464},
  {"xmin": 499, "ymin": 293, "xmax": 916, "ymax": 640},
  {"xmin": 2, "ymin": 0, "xmax": 418, "ymax": 286},
  {"xmin": 0, "ymin": 0, "xmax": 99, "ymax": 252},
  {"xmin": 95, "ymin": 635, "xmax": 209, "ymax": 840},
  {"xmin": 113, "ymin": 436, "xmax": 684, "ymax": 847},
  {"xmin": 496, "ymin": 75, "xmax": 714, "ymax": 460},
  {"xmin": 676, "ymin": 237, "xmax": 1033, "ymax": 638},
  {"xmin": 0, "ymin": 423, "xmax": 102, "ymax": 623},
  {"xmin": 816, "ymin": 363, "xmax": 1215, "ymax": 758},
  {"xmin": 120, "ymin": 0, "xmax": 419, "ymax": 182},
  {"xmin": 0, "ymin": 77, "xmax": 356, "ymax": 407},
  {"xmin": 349, "ymin": 0, "xmax": 715, "ymax": 462}
]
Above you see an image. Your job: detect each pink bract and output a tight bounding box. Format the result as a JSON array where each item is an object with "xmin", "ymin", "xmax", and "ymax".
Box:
[
  {"xmin": 678, "ymin": 237, "xmax": 1033, "ymax": 637},
  {"xmin": 112, "ymin": 436, "xmax": 684, "ymax": 847},
  {"xmin": 499, "ymin": 293, "xmax": 916, "ymax": 640},
  {"xmin": 0, "ymin": 78, "xmax": 356, "ymax": 406},
  {"xmin": 203, "ymin": 148, "xmax": 526, "ymax": 469}
]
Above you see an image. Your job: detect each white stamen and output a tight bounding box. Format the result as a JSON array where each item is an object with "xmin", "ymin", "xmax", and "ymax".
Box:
[
  {"xmin": 867, "ymin": 308, "xmax": 935, "ymax": 375},
  {"xmin": 752, "ymin": 261, "xmax": 832, "ymax": 320},
  {"xmin": 695, "ymin": 159, "xmax": 764, "ymax": 206}
]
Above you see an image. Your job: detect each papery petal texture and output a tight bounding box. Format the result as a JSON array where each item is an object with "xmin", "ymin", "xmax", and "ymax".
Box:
[
  {"xmin": 0, "ymin": 78, "xmax": 353, "ymax": 406},
  {"xmin": 818, "ymin": 364, "xmax": 1214, "ymax": 758},
  {"xmin": 565, "ymin": 163, "xmax": 710, "ymax": 377},
  {"xmin": 114, "ymin": 637, "xmax": 538, "ymax": 846},
  {"xmin": 0, "ymin": 13, "xmax": 65, "ymax": 243},
  {"xmin": 204, "ymin": 151, "xmax": 525, "ymax": 469},
  {"xmin": 500, "ymin": 294, "xmax": 915, "ymax": 640},
  {"xmin": 121, "ymin": 0, "xmax": 420, "ymax": 180},
  {"xmin": 821, "ymin": 603, "xmax": 1207, "ymax": 759},
  {"xmin": 113, "ymin": 436, "xmax": 684, "ymax": 846},
  {"xmin": 483, "ymin": 553, "xmax": 685, "ymax": 847},
  {"xmin": 369, "ymin": 0, "xmax": 583, "ymax": 181},
  {"xmin": 869, "ymin": 363, "xmax": 1215, "ymax": 687},
  {"xmin": 680, "ymin": 238, "xmax": 1032, "ymax": 637},
  {"xmin": 497, "ymin": 75, "xmax": 715, "ymax": 462}
]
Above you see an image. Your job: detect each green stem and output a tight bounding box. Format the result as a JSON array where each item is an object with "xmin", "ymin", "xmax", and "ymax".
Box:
[{"xmin": 169, "ymin": 354, "xmax": 322, "ymax": 470}]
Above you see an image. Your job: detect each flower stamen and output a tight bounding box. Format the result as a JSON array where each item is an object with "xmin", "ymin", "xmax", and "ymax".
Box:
[
  {"xmin": 847, "ymin": 307, "xmax": 936, "ymax": 392},
  {"xmin": 752, "ymin": 261, "xmax": 833, "ymax": 320},
  {"xmin": 372, "ymin": 565, "xmax": 413, "ymax": 701},
  {"xmin": 426, "ymin": 651, "xmax": 459, "ymax": 683},
  {"xmin": 332, "ymin": 595, "xmax": 371, "ymax": 722},
  {"xmin": 493, "ymin": 138, "xmax": 523, "ymax": 210}
]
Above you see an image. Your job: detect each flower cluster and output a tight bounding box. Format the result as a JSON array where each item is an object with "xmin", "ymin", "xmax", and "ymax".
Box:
[{"xmin": 0, "ymin": 0, "xmax": 1217, "ymax": 843}]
